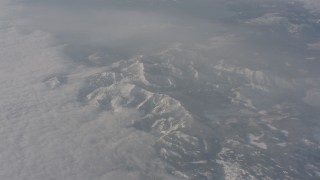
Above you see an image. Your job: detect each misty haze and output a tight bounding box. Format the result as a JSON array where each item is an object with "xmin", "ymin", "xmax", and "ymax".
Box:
[{"xmin": 0, "ymin": 0, "xmax": 320, "ymax": 179}]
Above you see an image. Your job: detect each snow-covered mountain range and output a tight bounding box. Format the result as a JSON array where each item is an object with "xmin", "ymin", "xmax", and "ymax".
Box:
[{"xmin": 1, "ymin": 0, "xmax": 320, "ymax": 179}]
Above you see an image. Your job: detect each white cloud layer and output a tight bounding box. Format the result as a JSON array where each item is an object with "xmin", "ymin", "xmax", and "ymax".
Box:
[
  {"xmin": 0, "ymin": 1, "xmax": 181, "ymax": 179},
  {"xmin": 19, "ymin": 2, "xmax": 229, "ymax": 56}
]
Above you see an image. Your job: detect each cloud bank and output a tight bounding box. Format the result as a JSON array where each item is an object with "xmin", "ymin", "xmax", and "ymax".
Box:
[{"xmin": 0, "ymin": 1, "xmax": 182, "ymax": 179}]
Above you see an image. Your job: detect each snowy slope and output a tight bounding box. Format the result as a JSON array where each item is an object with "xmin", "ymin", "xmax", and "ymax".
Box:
[{"xmin": 1, "ymin": 0, "xmax": 320, "ymax": 180}]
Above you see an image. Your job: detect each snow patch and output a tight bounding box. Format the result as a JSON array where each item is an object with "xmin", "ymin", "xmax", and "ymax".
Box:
[
  {"xmin": 246, "ymin": 13, "xmax": 285, "ymax": 25},
  {"xmin": 217, "ymin": 148, "xmax": 254, "ymax": 180},
  {"xmin": 44, "ymin": 76, "xmax": 61, "ymax": 88},
  {"xmin": 303, "ymin": 89, "xmax": 320, "ymax": 107},
  {"xmin": 248, "ymin": 134, "xmax": 267, "ymax": 150}
]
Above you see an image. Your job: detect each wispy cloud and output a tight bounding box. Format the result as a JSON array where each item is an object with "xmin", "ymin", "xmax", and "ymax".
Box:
[
  {"xmin": 246, "ymin": 13, "xmax": 285, "ymax": 25},
  {"xmin": 297, "ymin": 0, "xmax": 320, "ymax": 15}
]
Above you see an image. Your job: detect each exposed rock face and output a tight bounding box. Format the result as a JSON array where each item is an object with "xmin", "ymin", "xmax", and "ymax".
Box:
[{"xmin": 80, "ymin": 46, "xmax": 320, "ymax": 179}]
